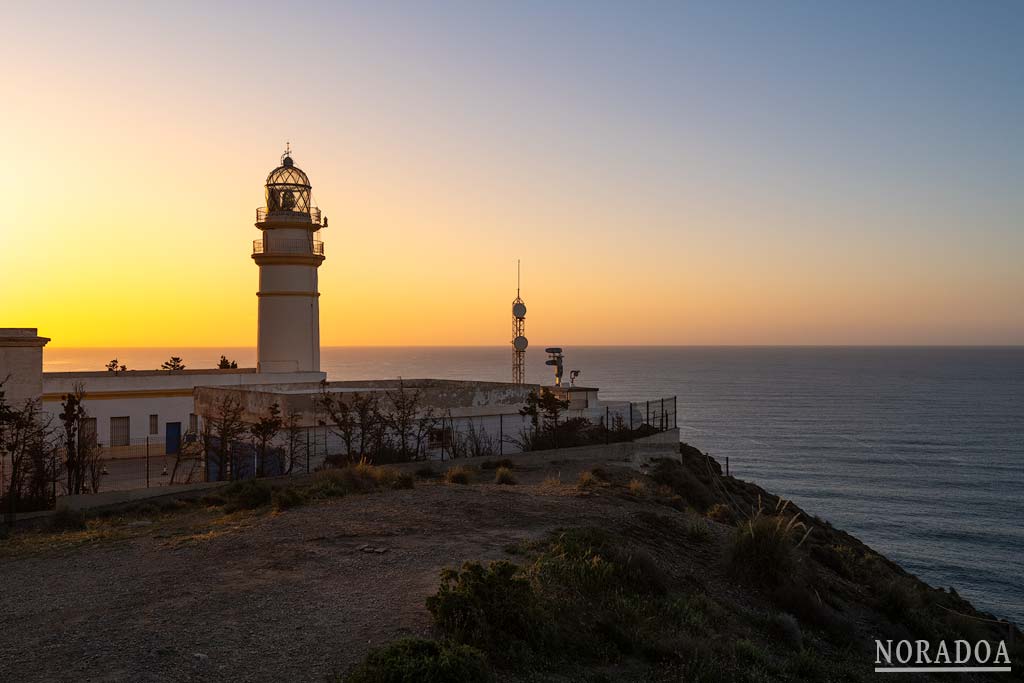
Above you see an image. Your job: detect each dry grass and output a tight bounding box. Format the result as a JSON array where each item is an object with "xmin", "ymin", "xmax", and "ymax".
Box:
[
  {"xmin": 445, "ymin": 466, "xmax": 473, "ymax": 485},
  {"xmin": 494, "ymin": 467, "xmax": 516, "ymax": 485},
  {"xmin": 627, "ymin": 479, "xmax": 646, "ymax": 496},
  {"xmin": 576, "ymin": 471, "xmax": 599, "ymax": 490}
]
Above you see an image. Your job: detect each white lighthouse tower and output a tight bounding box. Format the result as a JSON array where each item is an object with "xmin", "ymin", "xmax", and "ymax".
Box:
[{"xmin": 253, "ymin": 148, "xmax": 325, "ymax": 373}]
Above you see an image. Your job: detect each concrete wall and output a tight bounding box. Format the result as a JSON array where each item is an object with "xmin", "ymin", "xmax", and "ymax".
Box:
[
  {"xmin": 41, "ymin": 369, "xmax": 324, "ymax": 447},
  {"xmin": 0, "ymin": 328, "xmax": 49, "ymax": 408}
]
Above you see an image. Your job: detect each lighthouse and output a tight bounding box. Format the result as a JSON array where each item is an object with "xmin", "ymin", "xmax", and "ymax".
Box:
[{"xmin": 252, "ymin": 148, "xmax": 325, "ymax": 373}]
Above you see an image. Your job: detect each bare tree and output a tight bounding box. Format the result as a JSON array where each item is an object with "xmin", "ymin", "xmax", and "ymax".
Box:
[
  {"xmin": 249, "ymin": 402, "xmax": 282, "ymax": 477},
  {"xmin": 282, "ymin": 408, "xmax": 305, "ymax": 474},
  {"xmin": 58, "ymin": 384, "xmax": 103, "ymax": 495},
  {"xmin": 207, "ymin": 394, "xmax": 246, "ymax": 481},
  {"xmin": 457, "ymin": 418, "xmax": 496, "ymax": 459},
  {"xmin": 1, "ymin": 383, "xmax": 57, "ymax": 521},
  {"xmin": 383, "ymin": 380, "xmax": 438, "ymax": 462}
]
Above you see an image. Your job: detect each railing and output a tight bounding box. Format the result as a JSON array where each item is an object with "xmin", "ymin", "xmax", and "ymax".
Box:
[
  {"xmin": 253, "ymin": 239, "xmax": 325, "ymax": 256},
  {"xmin": 256, "ymin": 206, "xmax": 321, "ymax": 226}
]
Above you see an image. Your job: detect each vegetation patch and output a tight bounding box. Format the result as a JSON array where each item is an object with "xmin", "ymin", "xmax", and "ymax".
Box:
[
  {"xmin": 222, "ymin": 479, "xmax": 273, "ymax": 512},
  {"xmin": 344, "ymin": 638, "xmax": 491, "ymax": 683},
  {"xmin": 444, "ymin": 466, "xmax": 473, "ymax": 485},
  {"xmin": 50, "ymin": 508, "xmax": 88, "ymax": 531},
  {"xmin": 727, "ymin": 501, "xmax": 811, "ymax": 588},
  {"xmin": 480, "ymin": 458, "xmax": 514, "ymax": 471},
  {"xmin": 493, "ymin": 467, "xmax": 516, "ymax": 485}
]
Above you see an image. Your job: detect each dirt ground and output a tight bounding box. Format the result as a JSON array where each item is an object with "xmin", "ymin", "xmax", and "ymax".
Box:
[{"xmin": 0, "ymin": 455, "xmax": 698, "ymax": 682}]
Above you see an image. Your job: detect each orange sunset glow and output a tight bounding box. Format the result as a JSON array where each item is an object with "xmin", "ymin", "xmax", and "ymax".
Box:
[{"xmin": 2, "ymin": 3, "xmax": 1021, "ymax": 347}]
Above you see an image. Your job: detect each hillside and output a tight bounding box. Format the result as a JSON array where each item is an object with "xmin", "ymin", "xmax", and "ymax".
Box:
[{"xmin": 0, "ymin": 445, "xmax": 1019, "ymax": 682}]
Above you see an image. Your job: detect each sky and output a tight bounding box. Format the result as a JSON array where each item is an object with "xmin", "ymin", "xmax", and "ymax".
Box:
[{"xmin": 1, "ymin": 1, "xmax": 1022, "ymax": 346}]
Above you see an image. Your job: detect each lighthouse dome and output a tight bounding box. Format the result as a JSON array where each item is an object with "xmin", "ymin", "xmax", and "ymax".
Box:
[{"xmin": 265, "ymin": 155, "xmax": 313, "ymax": 214}]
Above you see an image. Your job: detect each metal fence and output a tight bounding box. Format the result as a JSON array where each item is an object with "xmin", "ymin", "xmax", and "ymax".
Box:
[{"xmin": 2, "ymin": 396, "xmax": 678, "ymax": 504}]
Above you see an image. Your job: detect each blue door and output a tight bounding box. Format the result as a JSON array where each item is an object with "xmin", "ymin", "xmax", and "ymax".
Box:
[{"xmin": 166, "ymin": 422, "xmax": 182, "ymax": 455}]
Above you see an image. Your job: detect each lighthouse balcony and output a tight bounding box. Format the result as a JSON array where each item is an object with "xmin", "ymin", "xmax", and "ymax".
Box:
[
  {"xmin": 253, "ymin": 238, "xmax": 324, "ymax": 256},
  {"xmin": 256, "ymin": 206, "xmax": 322, "ymax": 226}
]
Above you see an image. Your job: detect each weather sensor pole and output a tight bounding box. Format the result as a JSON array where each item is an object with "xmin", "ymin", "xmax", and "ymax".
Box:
[{"xmin": 511, "ymin": 260, "xmax": 528, "ymax": 384}]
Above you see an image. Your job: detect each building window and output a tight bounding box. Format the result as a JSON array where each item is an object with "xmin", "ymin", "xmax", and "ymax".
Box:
[
  {"xmin": 110, "ymin": 416, "xmax": 130, "ymax": 447},
  {"xmin": 149, "ymin": 414, "xmax": 159, "ymax": 435},
  {"xmin": 189, "ymin": 413, "xmax": 199, "ymax": 434}
]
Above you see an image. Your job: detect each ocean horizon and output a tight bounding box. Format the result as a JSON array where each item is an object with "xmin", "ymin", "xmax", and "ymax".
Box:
[{"xmin": 42, "ymin": 345, "xmax": 1024, "ymax": 626}]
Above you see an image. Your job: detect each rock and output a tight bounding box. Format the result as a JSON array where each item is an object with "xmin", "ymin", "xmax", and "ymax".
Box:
[{"xmin": 192, "ymin": 652, "xmax": 209, "ymax": 662}]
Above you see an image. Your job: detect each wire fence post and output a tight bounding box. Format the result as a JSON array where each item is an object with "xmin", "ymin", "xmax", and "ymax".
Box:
[
  {"xmin": 673, "ymin": 396, "xmax": 677, "ymax": 429},
  {"xmin": 629, "ymin": 402, "xmax": 633, "ymax": 434},
  {"xmin": 605, "ymin": 405, "xmax": 610, "ymax": 445},
  {"xmin": 646, "ymin": 400, "xmax": 650, "ymax": 427},
  {"xmin": 660, "ymin": 397, "xmax": 665, "ymax": 431},
  {"xmin": 146, "ymin": 437, "xmax": 150, "ymax": 488},
  {"xmin": 499, "ymin": 414, "xmax": 504, "ymax": 456}
]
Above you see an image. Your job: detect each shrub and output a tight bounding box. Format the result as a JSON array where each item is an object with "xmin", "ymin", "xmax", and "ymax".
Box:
[
  {"xmin": 272, "ymin": 486, "xmax": 308, "ymax": 512},
  {"xmin": 426, "ymin": 561, "xmax": 545, "ymax": 665},
  {"xmin": 222, "ymin": 479, "xmax": 273, "ymax": 512},
  {"xmin": 493, "ymin": 467, "xmax": 516, "ymax": 485},
  {"xmin": 706, "ymin": 503, "xmax": 735, "ymax": 525},
  {"xmin": 650, "ymin": 458, "xmax": 717, "ymax": 512},
  {"xmin": 345, "ymin": 638, "xmax": 492, "ymax": 683},
  {"xmin": 541, "ymin": 475, "xmax": 561, "ymax": 489},
  {"xmin": 627, "ymin": 479, "xmax": 645, "ymax": 496},
  {"xmin": 588, "ymin": 467, "xmax": 610, "ymax": 482},
  {"xmin": 764, "ymin": 611, "xmax": 803, "ymax": 650},
  {"xmin": 373, "ymin": 467, "xmax": 415, "ymax": 490},
  {"xmin": 444, "ymin": 466, "xmax": 472, "ymax": 485},
  {"xmin": 727, "ymin": 503, "xmax": 810, "ymax": 587},
  {"xmin": 480, "ymin": 458, "xmax": 514, "ymax": 471},
  {"xmin": 50, "ymin": 508, "xmax": 87, "ymax": 531},
  {"xmin": 576, "ymin": 471, "xmax": 598, "ymax": 490},
  {"xmin": 684, "ymin": 516, "xmax": 711, "ymax": 543},
  {"xmin": 534, "ymin": 528, "xmax": 668, "ymax": 597},
  {"xmin": 415, "ymin": 465, "xmax": 438, "ymax": 479}
]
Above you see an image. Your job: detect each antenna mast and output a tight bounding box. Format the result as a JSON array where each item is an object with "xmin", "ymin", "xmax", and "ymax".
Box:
[{"xmin": 511, "ymin": 259, "xmax": 528, "ymax": 384}]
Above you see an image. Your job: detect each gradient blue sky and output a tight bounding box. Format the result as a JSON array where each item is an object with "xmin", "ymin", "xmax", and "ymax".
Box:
[{"xmin": 2, "ymin": 1, "xmax": 1022, "ymax": 345}]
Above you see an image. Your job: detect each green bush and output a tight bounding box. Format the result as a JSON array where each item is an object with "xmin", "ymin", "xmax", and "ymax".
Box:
[
  {"xmin": 51, "ymin": 508, "xmax": 87, "ymax": 531},
  {"xmin": 222, "ymin": 479, "xmax": 273, "ymax": 512},
  {"xmin": 426, "ymin": 561, "xmax": 545, "ymax": 665},
  {"xmin": 493, "ymin": 467, "xmax": 516, "ymax": 485},
  {"xmin": 272, "ymin": 486, "xmax": 308, "ymax": 512},
  {"xmin": 345, "ymin": 638, "xmax": 492, "ymax": 683},
  {"xmin": 535, "ymin": 528, "xmax": 668, "ymax": 597}
]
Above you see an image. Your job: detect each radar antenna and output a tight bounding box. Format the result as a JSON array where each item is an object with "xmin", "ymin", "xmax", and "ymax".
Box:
[{"xmin": 511, "ymin": 259, "xmax": 528, "ymax": 384}]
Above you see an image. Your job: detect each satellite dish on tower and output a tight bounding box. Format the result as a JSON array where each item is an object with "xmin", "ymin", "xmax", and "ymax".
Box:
[
  {"xmin": 512, "ymin": 302, "xmax": 527, "ymax": 319},
  {"xmin": 513, "ymin": 335, "xmax": 529, "ymax": 352}
]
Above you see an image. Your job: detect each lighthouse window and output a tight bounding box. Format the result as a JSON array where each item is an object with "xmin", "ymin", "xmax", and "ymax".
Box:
[{"xmin": 149, "ymin": 414, "xmax": 159, "ymax": 435}]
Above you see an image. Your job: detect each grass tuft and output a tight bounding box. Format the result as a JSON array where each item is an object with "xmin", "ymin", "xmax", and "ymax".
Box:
[
  {"xmin": 444, "ymin": 466, "xmax": 473, "ymax": 485},
  {"xmin": 494, "ymin": 467, "xmax": 516, "ymax": 485}
]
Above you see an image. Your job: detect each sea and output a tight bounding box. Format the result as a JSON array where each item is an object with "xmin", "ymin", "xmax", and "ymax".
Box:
[{"xmin": 43, "ymin": 346, "xmax": 1024, "ymax": 626}]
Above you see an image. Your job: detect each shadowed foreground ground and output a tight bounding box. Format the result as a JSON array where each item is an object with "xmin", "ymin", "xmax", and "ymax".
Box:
[{"xmin": 1, "ymin": 449, "xmax": 1020, "ymax": 682}]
